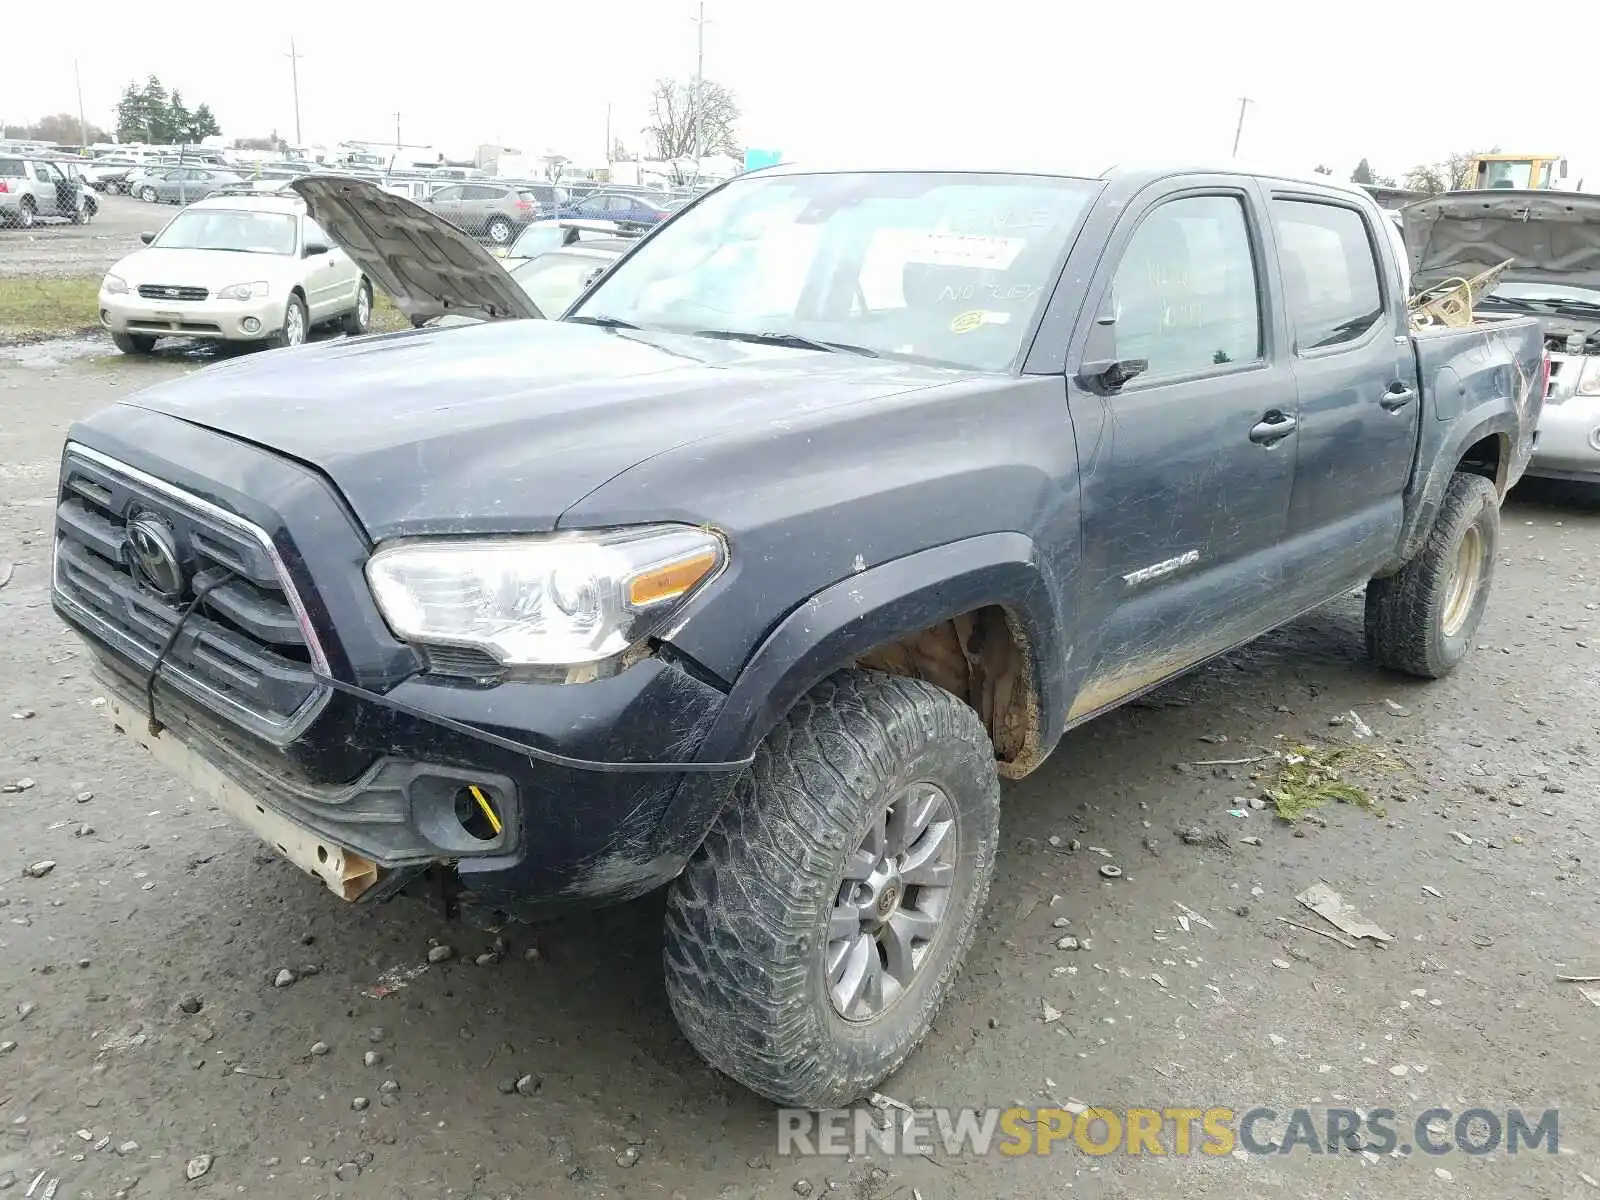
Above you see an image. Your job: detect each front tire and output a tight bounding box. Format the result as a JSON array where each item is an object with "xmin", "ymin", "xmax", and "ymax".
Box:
[
  {"xmin": 1365, "ymin": 471, "xmax": 1499, "ymax": 678},
  {"xmin": 341, "ymin": 279, "xmax": 373, "ymax": 336},
  {"xmin": 486, "ymin": 216, "xmax": 513, "ymax": 245},
  {"xmin": 663, "ymin": 670, "xmax": 1000, "ymax": 1108},
  {"xmin": 267, "ymin": 294, "xmax": 309, "ymax": 350},
  {"xmin": 111, "ymin": 332, "xmax": 156, "ymax": 355},
  {"xmin": 138, "ymin": 186, "xmax": 157, "ymax": 203}
]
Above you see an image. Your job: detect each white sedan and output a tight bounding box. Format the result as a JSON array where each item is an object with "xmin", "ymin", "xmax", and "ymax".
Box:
[{"xmin": 99, "ymin": 194, "xmax": 372, "ymax": 355}]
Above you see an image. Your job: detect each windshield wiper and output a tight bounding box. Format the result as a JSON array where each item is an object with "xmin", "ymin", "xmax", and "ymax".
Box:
[
  {"xmin": 1533, "ymin": 297, "xmax": 1600, "ymax": 315},
  {"xmin": 1477, "ymin": 293, "xmax": 1535, "ymax": 311},
  {"xmin": 692, "ymin": 329, "xmax": 880, "ymax": 357},
  {"xmin": 565, "ymin": 314, "xmax": 640, "ymax": 329}
]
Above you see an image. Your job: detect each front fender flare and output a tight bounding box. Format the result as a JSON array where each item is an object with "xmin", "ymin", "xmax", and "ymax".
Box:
[{"xmin": 690, "ymin": 531, "xmax": 1068, "ymax": 767}]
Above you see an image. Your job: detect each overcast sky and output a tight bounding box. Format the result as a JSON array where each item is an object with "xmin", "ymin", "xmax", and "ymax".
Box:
[{"xmin": 3, "ymin": 1, "xmax": 1580, "ymax": 179}]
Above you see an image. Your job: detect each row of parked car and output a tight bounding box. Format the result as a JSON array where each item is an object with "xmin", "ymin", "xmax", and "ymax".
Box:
[{"xmin": 92, "ymin": 175, "xmax": 664, "ymax": 355}]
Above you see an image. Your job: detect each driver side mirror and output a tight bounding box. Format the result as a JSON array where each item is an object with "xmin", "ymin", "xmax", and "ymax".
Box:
[
  {"xmin": 1075, "ymin": 358, "xmax": 1149, "ymax": 395},
  {"xmin": 303, "ymin": 241, "xmax": 329, "ymax": 257},
  {"xmin": 139, "ymin": 231, "xmax": 155, "ymax": 245}
]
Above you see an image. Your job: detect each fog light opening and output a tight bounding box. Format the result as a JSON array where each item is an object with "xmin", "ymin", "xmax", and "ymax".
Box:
[
  {"xmin": 241, "ymin": 316, "xmax": 262, "ymax": 334},
  {"xmin": 453, "ymin": 786, "xmax": 503, "ymax": 842}
]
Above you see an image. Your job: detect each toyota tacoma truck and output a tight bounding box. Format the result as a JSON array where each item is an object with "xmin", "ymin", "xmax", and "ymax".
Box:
[{"xmin": 52, "ymin": 165, "xmax": 1545, "ymax": 1109}]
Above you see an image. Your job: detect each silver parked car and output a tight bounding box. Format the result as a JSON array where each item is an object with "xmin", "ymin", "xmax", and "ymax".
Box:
[
  {"xmin": 1403, "ymin": 190, "xmax": 1600, "ymax": 488},
  {"xmin": 0, "ymin": 156, "xmax": 92, "ymax": 227},
  {"xmin": 99, "ymin": 194, "xmax": 373, "ymax": 354},
  {"xmin": 133, "ymin": 167, "xmax": 244, "ymax": 205}
]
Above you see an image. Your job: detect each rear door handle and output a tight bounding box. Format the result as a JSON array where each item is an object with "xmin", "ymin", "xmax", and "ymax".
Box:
[
  {"xmin": 1381, "ymin": 384, "xmax": 1416, "ymax": 411},
  {"xmin": 1249, "ymin": 411, "xmax": 1297, "ymax": 445}
]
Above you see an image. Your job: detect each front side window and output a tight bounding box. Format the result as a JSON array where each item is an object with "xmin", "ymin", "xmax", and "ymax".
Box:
[
  {"xmin": 569, "ymin": 170, "xmax": 1099, "ymax": 370},
  {"xmin": 1105, "ymin": 194, "xmax": 1262, "ymax": 379},
  {"xmin": 1271, "ymin": 199, "xmax": 1385, "ymax": 351}
]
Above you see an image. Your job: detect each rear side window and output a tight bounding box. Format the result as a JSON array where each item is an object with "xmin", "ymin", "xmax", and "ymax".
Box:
[
  {"xmin": 1108, "ymin": 194, "xmax": 1263, "ymax": 380},
  {"xmin": 0, "ymin": 158, "xmax": 22, "ymax": 176},
  {"xmin": 1271, "ymin": 199, "xmax": 1385, "ymax": 351}
]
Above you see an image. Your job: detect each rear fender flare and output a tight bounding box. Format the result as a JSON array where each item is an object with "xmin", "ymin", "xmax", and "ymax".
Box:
[{"xmin": 1392, "ymin": 411, "xmax": 1517, "ymax": 570}]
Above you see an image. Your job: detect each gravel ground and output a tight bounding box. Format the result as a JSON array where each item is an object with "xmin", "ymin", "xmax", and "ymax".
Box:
[
  {"xmin": 2, "ymin": 343, "xmax": 1599, "ymax": 1200},
  {"xmin": 0, "ymin": 193, "xmax": 158, "ymax": 280}
]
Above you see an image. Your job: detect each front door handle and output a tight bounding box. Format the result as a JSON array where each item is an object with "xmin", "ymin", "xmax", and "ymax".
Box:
[
  {"xmin": 1249, "ymin": 411, "xmax": 1297, "ymax": 445},
  {"xmin": 1381, "ymin": 384, "xmax": 1416, "ymax": 411}
]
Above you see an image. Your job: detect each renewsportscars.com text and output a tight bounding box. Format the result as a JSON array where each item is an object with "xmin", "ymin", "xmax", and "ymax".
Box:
[{"xmin": 778, "ymin": 1105, "xmax": 1560, "ymax": 1158}]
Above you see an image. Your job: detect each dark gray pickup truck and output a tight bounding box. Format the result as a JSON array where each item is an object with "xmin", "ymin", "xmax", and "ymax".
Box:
[{"xmin": 52, "ymin": 164, "xmax": 1545, "ymax": 1108}]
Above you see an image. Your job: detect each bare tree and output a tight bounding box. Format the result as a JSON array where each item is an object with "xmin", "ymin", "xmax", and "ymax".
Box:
[
  {"xmin": 1403, "ymin": 165, "xmax": 1447, "ymax": 195},
  {"xmin": 643, "ymin": 77, "xmax": 741, "ymax": 160},
  {"xmin": 1403, "ymin": 147, "xmax": 1501, "ymax": 196}
]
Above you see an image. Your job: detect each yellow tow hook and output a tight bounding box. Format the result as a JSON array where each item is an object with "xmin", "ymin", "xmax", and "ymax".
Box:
[{"xmin": 467, "ymin": 785, "xmax": 503, "ymax": 836}]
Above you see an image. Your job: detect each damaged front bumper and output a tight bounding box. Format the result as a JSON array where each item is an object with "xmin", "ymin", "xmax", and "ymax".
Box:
[{"xmin": 83, "ymin": 643, "xmax": 742, "ymax": 916}]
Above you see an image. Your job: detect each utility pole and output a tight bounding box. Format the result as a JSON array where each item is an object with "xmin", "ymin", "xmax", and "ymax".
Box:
[
  {"xmin": 605, "ymin": 101, "xmax": 613, "ymax": 166},
  {"xmin": 1231, "ymin": 96, "xmax": 1252, "ymax": 159},
  {"xmin": 394, "ymin": 111, "xmax": 401, "ymax": 151},
  {"xmin": 285, "ymin": 38, "xmax": 304, "ymax": 145},
  {"xmin": 690, "ymin": 1, "xmax": 711, "ymax": 169},
  {"xmin": 73, "ymin": 59, "xmax": 88, "ymax": 147}
]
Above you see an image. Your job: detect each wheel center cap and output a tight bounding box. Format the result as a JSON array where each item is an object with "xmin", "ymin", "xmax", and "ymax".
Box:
[{"xmin": 876, "ymin": 882, "xmax": 900, "ymax": 917}]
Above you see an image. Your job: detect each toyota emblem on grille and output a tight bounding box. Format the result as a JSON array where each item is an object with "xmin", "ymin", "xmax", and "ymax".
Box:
[{"xmin": 126, "ymin": 515, "xmax": 186, "ymax": 599}]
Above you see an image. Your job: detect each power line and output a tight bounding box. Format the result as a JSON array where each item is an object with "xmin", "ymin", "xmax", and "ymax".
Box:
[
  {"xmin": 690, "ymin": 2, "xmax": 712, "ymax": 164},
  {"xmin": 1232, "ymin": 97, "xmax": 1252, "ymax": 159},
  {"xmin": 285, "ymin": 39, "xmax": 304, "ymax": 145},
  {"xmin": 74, "ymin": 59, "xmax": 88, "ymax": 146}
]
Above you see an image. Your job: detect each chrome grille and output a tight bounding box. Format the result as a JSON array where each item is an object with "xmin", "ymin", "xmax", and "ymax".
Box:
[
  {"xmin": 137, "ymin": 284, "xmax": 208, "ymax": 301},
  {"xmin": 52, "ymin": 445, "xmax": 329, "ymax": 741}
]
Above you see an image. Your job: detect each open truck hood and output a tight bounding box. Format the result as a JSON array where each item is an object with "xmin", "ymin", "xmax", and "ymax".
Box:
[
  {"xmin": 1402, "ymin": 190, "xmax": 1600, "ymax": 292},
  {"xmin": 290, "ymin": 175, "xmax": 542, "ymax": 324}
]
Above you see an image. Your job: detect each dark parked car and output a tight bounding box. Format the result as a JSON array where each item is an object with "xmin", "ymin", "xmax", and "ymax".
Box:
[
  {"xmin": 554, "ymin": 189, "xmax": 672, "ymax": 228},
  {"xmin": 53, "ymin": 164, "xmax": 1543, "ymax": 1111}
]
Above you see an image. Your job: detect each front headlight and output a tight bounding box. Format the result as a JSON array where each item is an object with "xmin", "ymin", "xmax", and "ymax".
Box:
[
  {"xmin": 102, "ymin": 273, "xmax": 129, "ymax": 295},
  {"xmin": 1576, "ymin": 356, "xmax": 1600, "ymax": 397},
  {"xmin": 217, "ymin": 281, "xmax": 270, "ymax": 301},
  {"xmin": 366, "ymin": 525, "xmax": 726, "ymax": 669}
]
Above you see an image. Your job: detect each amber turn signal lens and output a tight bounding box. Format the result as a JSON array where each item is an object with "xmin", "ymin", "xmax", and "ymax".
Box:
[{"xmin": 627, "ymin": 549, "xmax": 719, "ymax": 607}]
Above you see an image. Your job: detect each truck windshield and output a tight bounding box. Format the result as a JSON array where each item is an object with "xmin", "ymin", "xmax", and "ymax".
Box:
[{"xmin": 565, "ymin": 170, "xmax": 1100, "ymax": 370}]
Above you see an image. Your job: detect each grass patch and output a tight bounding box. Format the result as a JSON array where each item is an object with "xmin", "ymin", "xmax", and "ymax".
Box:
[
  {"xmin": 1264, "ymin": 743, "xmax": 1407, "ymax": 822},
  {"xmin": 0, "ymin": 275, "xmax": 410, "ymax": 344},
  {"xmin": 0, "ymin": 277, "xmax": 101, "ymax": 341}
]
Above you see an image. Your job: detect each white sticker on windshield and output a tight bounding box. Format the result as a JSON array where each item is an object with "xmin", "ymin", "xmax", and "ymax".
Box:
[{"xmin": 900, "ymin": 232, "xmax": 1025, "ymax": 270}]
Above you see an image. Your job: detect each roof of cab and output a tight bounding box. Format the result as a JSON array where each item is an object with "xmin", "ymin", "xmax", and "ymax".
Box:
[{"xmin": 737, "ymin": 158, "xmax": 1376, "ymax": 199}]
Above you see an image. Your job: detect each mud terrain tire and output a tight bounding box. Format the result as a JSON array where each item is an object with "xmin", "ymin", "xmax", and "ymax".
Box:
[
  {"xmin": 663, "ymin": 669, "xmax": 1000, "ymax": 1108},
  {"xmin": 1365, "ymin": 471, "xmax": 1499, "ymax": 678}
]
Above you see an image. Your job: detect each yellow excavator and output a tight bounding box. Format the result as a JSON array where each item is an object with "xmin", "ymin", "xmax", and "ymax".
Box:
[{"xmin": 1457, "ymin": 152, "xmax": 1576, "ymax": 191}]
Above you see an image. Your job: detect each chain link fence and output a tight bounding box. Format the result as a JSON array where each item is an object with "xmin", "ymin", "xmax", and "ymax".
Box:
[{"xmin": 0, "ymin": 129, "xmax": 726, "ymax": 343}]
